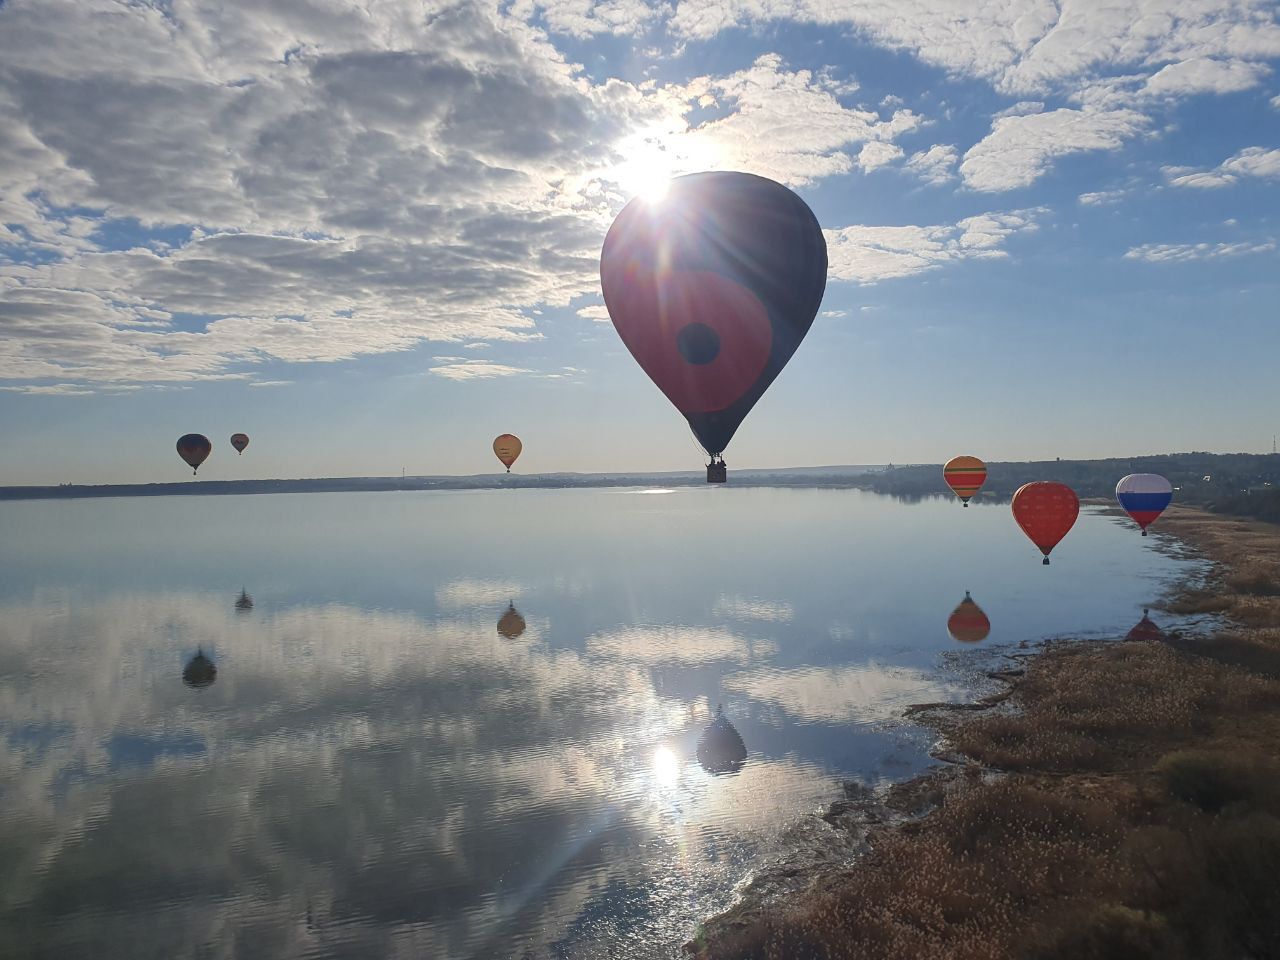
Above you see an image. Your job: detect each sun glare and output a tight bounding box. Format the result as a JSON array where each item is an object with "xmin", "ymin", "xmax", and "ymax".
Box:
[
  {"xmin": 609, "ymin": 126, "xmax": 722, "ymax": 203},
  {"xmin": 653, "ymin": 746, "xmax": 681, "ymax": 786}
]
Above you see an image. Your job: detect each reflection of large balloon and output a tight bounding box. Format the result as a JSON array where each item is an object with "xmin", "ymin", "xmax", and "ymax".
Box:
[
  {"xmin": 943, "ymin": 456, "xmax": 987, "ymax": 507},
  {"xmin": 235, "ymin": 588, "xmax": 254, "ymax": 612},
  {"xmin": 182, "ymin": 650, "xmax": 217, "ymax": 688},
  {"xmin": 1012, "ymin": 481, "xmax": 1080, "ymax": 565},
  {"xmin": 696, "ymin": 705, "xmax": 748, "ymax": 775},
  {"xmin": 1126, "ymin": 608, "xmax": 1164, "ymax": 643},
  {"xmin": 1116, "ymin": 474, "xmax": 1172, "ymax": 536},
  {"xmin": 176, "ymin": 434, "xmax": 212, "ymax": 474},
  {"xmin": 230, "ymin": 433, "xmax": 250, "ymax": 455},
  {"xmin": 493, "ymin": 434, "xmax": 522, "ymax": 473},
  {"xmin": 497, "ymin": 602, "xmax": 526, "ymax": 640},
  {"xmin": 600, "ymin": 172, "xmax": 827, "ymax": 477},
  {"xmin": 947, "ymin": 591, "xmax": 991, "ymax": 643}
]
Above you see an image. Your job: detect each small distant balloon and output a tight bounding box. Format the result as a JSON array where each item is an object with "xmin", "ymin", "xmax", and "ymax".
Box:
[
  {"xmin": 1126, "ymin": 609, "xmax": 1164, "ymax": 643},
  {"xmin": 696, "ymin": 704, "xmax": 748, "ymax": 775},
  {"xmin": 497, "ymin": 602, "xmax": 526, "ymax": 640},
  {"xmin": 600, "ymin": 172, "xmax": 827, "ymax": 479},
  {"xmin": 1115, "ymin": 474, "xmax": 1172, "ymax": 536},
  {"xmin": 943, "ymin": 456, "xmax": 987, "ymax": 507},
  {"xmin": 947, "ymin": 591, "xmax": 991, "ymax": 643},
  {"xmin": 493, "ymin": 434, "xmax": 522, "ymax": 473},
  {"xmin": 176, "ymin": 434, "xmax": 212, "ymax": 475},
  {"xmin": 1012, "ymin": 481, "xmax": 1080, "ymax": 565},
  {"xmin": 230, "ymin": 433, "xmax": 250, "ymax": 455},
  {"xmin": 182, "ymin": 650, "xmax": 217, "ymax": 688},
  {"xmin": 235, "ymin": 588, "xmax": 254, "ymax": 612}
]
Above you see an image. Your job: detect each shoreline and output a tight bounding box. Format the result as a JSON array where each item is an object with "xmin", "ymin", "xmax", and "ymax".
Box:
[{"xmin": 687, "ymin": 504, "xmax": 1280, "ymax": 959}]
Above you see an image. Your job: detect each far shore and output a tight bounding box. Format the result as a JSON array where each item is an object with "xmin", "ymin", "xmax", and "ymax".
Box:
[{"xmin": 688, "ymin": 504, "xmax": 1280, "ymax": 960}]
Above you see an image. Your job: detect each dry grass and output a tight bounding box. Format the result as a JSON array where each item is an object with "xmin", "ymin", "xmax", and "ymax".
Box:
[{"xmin": 690, "ymin": 505, "xmax": 1280, "ymax": 960}]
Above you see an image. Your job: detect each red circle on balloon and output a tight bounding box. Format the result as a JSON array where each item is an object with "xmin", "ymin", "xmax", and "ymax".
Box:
[
  {"xmin": 1011, "ymin": 481, "xmax": 1080, "ymax": 559},
  {"xmin": 603, "ymin": 268, "xmax": 773, "ymax": 415}
]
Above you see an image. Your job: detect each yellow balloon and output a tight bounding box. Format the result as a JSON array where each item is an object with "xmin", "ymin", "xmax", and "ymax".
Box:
[{"xmin": 493, "ymin": 434, "xmax": 522, "ymax": 472}]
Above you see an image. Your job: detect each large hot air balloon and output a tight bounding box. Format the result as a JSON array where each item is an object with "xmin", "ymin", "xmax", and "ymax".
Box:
[
  {"xmin": 600, "ymin": 172, "xmax": 827, "ymax": 483},
  {"xmin": 176, "ymin": 434, "xmax": 212, "ymax": 475},
  {"xmin": 696, "ymin": 704, "xmax": 748, "ymax": 775},
  {"xmin": 1115, "ymin": 474, "xmax": 1172, "ymax": 536},
  {"xmin": 493, "ymin": 434, "xmax": 522, "ymax": 473},
  {"xmin": 947, "ymin": 591, "xmax": 991, "ymax": 643},
  {"xmin": 1012, "ymin": 482, "xmax": 1080, "ymax": 565},
  {"xmin": 944, "ymin": 456, "xmax": 987, "ymax": 507},
  {"xmin": 497, "ymin": 602, "xmax": 526, "ymax": 640},
  {"xmin": 230, "ymin": 433, "xmax": 249, "ymax": 455}
]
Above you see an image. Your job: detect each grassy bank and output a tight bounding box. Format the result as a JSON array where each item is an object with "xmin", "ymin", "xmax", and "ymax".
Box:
[{"xmin": 689, "ymin": 505, "xmax": 1280, "ymax": 960}]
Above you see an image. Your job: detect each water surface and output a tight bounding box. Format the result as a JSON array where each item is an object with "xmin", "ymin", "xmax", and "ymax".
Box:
[{"xmin": 0, "ymin": 488, "xmax": 1195, "ymax": 958}]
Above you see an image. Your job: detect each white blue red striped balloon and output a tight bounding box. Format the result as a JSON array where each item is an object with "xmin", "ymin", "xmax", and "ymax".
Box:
[{"xmin": 1116, "ymin": 474, "xmax": 1172, "ymax": 535}]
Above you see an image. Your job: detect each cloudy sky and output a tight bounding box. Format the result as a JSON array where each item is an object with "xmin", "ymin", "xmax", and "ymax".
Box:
[{"xmin": 1, "ymin": 0, "xmax": 1278, "ymax": 484}]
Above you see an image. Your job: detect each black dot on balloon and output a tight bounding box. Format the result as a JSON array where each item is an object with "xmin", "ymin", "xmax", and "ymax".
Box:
[{"xmin": 676, "ymin": 322, "xmax": 721, "ymax": 365}]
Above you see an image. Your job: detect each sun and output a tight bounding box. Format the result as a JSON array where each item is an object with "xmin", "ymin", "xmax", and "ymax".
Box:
[
  {"xmin": 607, "ymin": 126, "xmax": 722, "ymax": 203},
  {"xmin": 653, "ymin": 746, "xmax": 681, "ymax": 787}
]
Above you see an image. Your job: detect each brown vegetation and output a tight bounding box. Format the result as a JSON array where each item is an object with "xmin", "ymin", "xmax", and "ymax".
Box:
[{"xmin": 689, "ymin": 506, "xmax": 1280, "ymax": 960}]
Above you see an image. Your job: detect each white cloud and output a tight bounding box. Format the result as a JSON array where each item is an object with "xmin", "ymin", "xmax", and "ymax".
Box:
[
  {"xmin": 1166, "ymin": 146, "xmax": 1280, "ymax": 188},
  {"xmin": 575, "ymin": 304, "xmax": 613, "ymax": 322},
  {"xmin": 825, "ymin": 209, "xmax": 1043, "ymax": 283},
  {"xmin": 1142, "ymin": 58, "xmax": 1271, "ymax": 97},
  {"xmin": 712, "ymin": 596, "xmax": 794, "ymax": 622},
  {"xmin": 993, "ymin": 100, "xmax": 1045, "ymax": 119},
  {"xmin": 0, "ymin": 382, "xmax": 95, "ymax": 396},
  {"xmin": 904, "ymin": 144, "xmax": 958, "ymax": 184},
  {"xmin": 585, "ymin": 625, "xmax": 775, "ymax": 664},
  {"xmin": 428, "ymin": 361, "xmax": 535, "ymax": 381},
  {"xmin": 960, "ymin": 108, "xmax": 1149, "ymax": 192},
  {"xmin": 1124, "ymin": 240, "xmax": 1276, "ymax": 262},
  {"xmin": 856, "ymin": 140, "xmax": 904, "ymax": 172},
  {"xmin": 1078, "ymin": 189, "xmax": 1126, "ymax": 205},
  {"xmin": 723, "ymin": 663, "xmax": 961, "ymax": 725}
]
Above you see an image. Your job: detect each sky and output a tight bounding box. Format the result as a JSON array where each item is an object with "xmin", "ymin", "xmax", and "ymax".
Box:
[{"xmin": 1, "ymin": 0, "xmax": 1278, "ymax": 485}]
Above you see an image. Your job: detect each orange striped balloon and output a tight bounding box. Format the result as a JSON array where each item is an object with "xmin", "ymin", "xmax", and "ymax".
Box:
[{"xmin": 943, "ymin": 455, "xmax": 987, "ymax": 506}]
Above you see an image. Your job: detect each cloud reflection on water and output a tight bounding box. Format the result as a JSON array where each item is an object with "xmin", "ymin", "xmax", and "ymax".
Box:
[{"xmin": 0, "ymin": 592, "xmax": 856, "ymax": 959}]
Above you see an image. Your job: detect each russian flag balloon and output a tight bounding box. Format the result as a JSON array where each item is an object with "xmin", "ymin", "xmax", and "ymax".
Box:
[{"xmin": 1115, "ymin": 473, "xmax": 1172, "ymax": 536}]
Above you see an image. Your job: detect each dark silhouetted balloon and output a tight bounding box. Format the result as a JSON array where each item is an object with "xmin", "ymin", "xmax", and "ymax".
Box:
[
  {"xmin": 235, "ymin": 588, "xmax": 254, "ymax": 612},
  {"xmin": 1012, "ymin": 481, "xmax": 1080, "ymax": 565},
  {"xmin": 183, "ymin": 650, "xmax": 217, "ymax": 688},
  {"xmin": 600, "ymin": 172, "xmax": 827, "ymax": 468},
  {"xmin": 1116, "ymin": 474, "xmax": 1172, "ymax": 536},
  {"xmin": 1126, "ymin": 609, "xmax": 1164, "ymax": 643},
  {"xmin": 230, "ymin": 433, "xmax": 250, "ymax": 455},
  {"xmin": 497, "ymin": 602, "xmax": 526, "ymax": 640},
  {"xmin": 944, "ymin": 456, "xmax": 987, "ymax": 506},
  {"xmin": 947, "ymin": 591, "xmax": 991, "ymax": 643},
  {"xmin": 177, "ymin": 434, "xmax": 212, "ymax": 475},
  {"xmin": 696, "ymin": 704, "xmax": 748, "ymax": 775},
  {"xmin": 493, "ymin": 434, "xmax": 522, "ymax": 473}
]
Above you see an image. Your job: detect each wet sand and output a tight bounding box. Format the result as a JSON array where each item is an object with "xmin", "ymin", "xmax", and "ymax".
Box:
[{"xmin": 688, "ymin": 504, "xmax": 1280, "ymax": 960}]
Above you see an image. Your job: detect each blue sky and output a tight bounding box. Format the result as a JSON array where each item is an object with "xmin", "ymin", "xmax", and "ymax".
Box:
[{"xmin": 1, "ymin": 0, "xmax": 1278, "ymax": 484}]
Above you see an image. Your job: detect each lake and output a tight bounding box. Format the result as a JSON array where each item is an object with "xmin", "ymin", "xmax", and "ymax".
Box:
[{"xmin": 0, "ymin": 487, "xmax": 1196, "ymax": 959}]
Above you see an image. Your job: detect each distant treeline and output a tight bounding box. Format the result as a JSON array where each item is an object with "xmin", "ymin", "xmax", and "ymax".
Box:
[
  {"xmin": 866, "ymin": 452, "xmax": 1280, "ymax": 507},
  {"xmin": 5, "ymin": 452, "xmax": 1280, "ymax": 506}
]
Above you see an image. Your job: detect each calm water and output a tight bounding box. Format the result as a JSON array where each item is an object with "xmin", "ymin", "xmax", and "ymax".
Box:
[{"xmin": 0, "ymin": 487, "xmax": 1195, "ymax": 959}]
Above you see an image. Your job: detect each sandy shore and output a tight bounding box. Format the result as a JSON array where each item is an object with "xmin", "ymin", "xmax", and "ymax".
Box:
[{"xmin": 688, "ymin": 504, "xmax": 1280, "ymax": 960}]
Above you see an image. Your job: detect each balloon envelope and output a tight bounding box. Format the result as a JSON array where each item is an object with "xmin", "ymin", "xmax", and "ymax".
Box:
[
  {"xmin": 182, "ymin": 652, "xmax": 217, "ymax": 688},
  {"xmin": 493, "ymin": 434, "xmax": 522, "ymax": 470},
  {"xmin": 600, "ymin": 171, "xmax": 827, "ymax": 456},
  {"xmin": 1011, "ymin": 481, "xmax": 1080, "ymax": 562},
  {"xmin": 1116, "ymin": 473, "xmax": 1172, "ymax": 534},
  {"xmin": 696, "ymin": 706, "xmax": 748, "ymax": 775},
  {"xmin": 947, "ymin": 591, "xmax": 991, "ymax": 643},
  {"xmin": 230, "ymin": 433, "xmax": 249, "ymax": 454},
  {"xmin": 176, "ymin": 434, "xmax": 212, "ymax": 474},
  {"xmin": 944, "ymin": 455, "xmax": 987, "ymax": 505}
]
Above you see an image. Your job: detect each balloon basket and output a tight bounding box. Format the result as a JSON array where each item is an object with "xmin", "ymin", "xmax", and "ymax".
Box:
[
  {"xmin": 706, "ymin": 461, "xmax": 727, "ymax": 484},
  {"xmin": 1042, "ymin": 557, "xmax": 1050, "ymax": 566}
]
